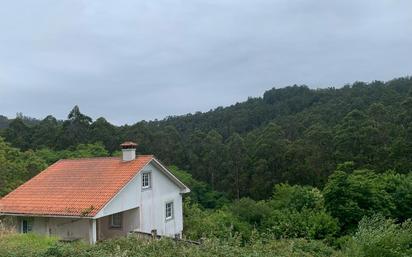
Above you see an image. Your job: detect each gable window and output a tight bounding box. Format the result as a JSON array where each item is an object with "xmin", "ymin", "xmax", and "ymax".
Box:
[
  {"xmin": 165, "ymin": 201, "xmax": 174, "ymax": 220},
  {"xmin": 110, "ymin": 213, "xmax": 122, "ymax": 228},
  {"xmin": 142, "ymin": 172, "xmax": 151, "ymax": 189}
]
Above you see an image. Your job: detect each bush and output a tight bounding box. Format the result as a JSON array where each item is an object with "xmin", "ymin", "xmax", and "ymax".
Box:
[
  {"xmin": 228, "ymin": 198, "xmax": 271, "ymax": 226},
  {"xmin": 262, "ymin": 209, "xmax": 339, "ymax": 240},
  {"xmin": 183, "ymin": 198, "xmax": 252, "ymax": 240},
  {"xmin": 271, "ymin": 184, "xmax": 325, "ymax": 211},
  {"xmin": 382, "ymin": 172, "xmax": 412, "ymax": 221},
  {"xmin": 323, "ymin": 170, "xmax": 395, "ymax": 233},
  {"xmin": 0, "ymin": 217, "xmax": 16, "ymax": 237},
  {"xmin": 343, "ymin": 215, "xmax": 412, "ymax": 257}
]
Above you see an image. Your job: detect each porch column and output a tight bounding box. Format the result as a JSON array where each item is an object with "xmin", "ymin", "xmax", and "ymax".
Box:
[{"xmin": 89, "ymin": 219, "xmax": 97, "ymax": 244}]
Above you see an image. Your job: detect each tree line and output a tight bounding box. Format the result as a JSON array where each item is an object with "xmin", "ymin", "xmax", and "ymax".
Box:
[{"xmin": 1, "ymin": 77, "xmax": 412, "ymax": 201}]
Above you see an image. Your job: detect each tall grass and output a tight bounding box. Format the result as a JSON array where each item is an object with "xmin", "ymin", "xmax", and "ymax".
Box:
[
  {"xmin": 1, "ymin": 216, "xmax": 409, "ymax": 257},
  {"xmin": 0, "ymin": 233, "xmax": 343, "ymax": 257},
  {"xmin": 0, "ymin": 218, "xmax": 16, "ymax": 239},
  {"xmin": 0, "ymin": 234, "xmax": 57, "ymax": 257}
]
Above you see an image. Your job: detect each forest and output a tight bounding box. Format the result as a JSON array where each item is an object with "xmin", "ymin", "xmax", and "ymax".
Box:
[{"xmin": 1, "ymin": 76, "xmax": 412, "ymax": 256}]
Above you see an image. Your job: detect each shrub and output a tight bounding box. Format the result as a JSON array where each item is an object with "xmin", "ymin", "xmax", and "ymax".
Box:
[
  {"xmin": 228, "ymin": 198, "xmax": 271, "ymax": 226},
  {"xmin": 262, "ymin": 209, "xmax": 339, "ymax": 240},
  {"xmin": 0, "ymin": 233, "xmax": 57, "ymax": 257},
  {"xmin": 271, "ymin": 184, "xmax": 325, "ymax": 211},
  {"xmin": 0, "ymin": 217, "xmax": 16, "ymax": 237},
  {"xmin": 382, "ymin": 172, "xmax": 412, "ymax": 221},
  {"xmin": 343, "ymin": 215, "xmax": 412, "ymax": 257},
  {"xmin": 323, "ymin": 170, "xmax": 395, "ymax": 233},
  {"xmin": 183, "ymin": 198, "xmax": 252, "ymax": 240}
]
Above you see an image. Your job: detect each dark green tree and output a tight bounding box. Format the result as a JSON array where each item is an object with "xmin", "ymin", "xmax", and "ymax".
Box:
[
  {"xmin": 90, "ymin": 117, "xmax": 119, "ymax": 153},
  {"xmin": 323, "ymin": 169, "xmax": 394, "ymax": 233},
  {"xmin": 249, "ymin": 123, "xmax": 287, "ymax": 199},
  {"xmin": 58, "ymin": 106, "xmax": 92, "ymax": 148},
  {"xmin": 203, "ymin": 130, "xmax": 225, "ymax": 190},
  {"xmin": 225, "ymin": 133, "xmax": 248, "ymax": 199},
  {"xmin": 31, "ymin": 115, "xmax": 60, "ymax": 149},
  {"xmin": 4, "ymin": 118, "xmax": 31, "ymax": 150}
]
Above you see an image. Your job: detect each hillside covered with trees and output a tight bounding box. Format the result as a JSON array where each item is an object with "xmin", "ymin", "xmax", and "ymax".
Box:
[
  {"xmin": 1, "ymin": 77, "xmax": 412, "ymax": 256},
  {"xmin": 2, "ymin": 77, "xmax": 412, "ymax": 199}
]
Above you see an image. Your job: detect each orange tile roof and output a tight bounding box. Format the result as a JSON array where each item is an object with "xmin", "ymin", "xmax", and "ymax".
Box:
[{"xmin": 0, "ymin": 156, "xmax": 153, "ymax": 217}]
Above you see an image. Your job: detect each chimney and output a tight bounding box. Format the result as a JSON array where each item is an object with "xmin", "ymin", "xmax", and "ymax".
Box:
[{"xmin": 120, "ymin": 141, "xmax": 137, "ymax": 161}]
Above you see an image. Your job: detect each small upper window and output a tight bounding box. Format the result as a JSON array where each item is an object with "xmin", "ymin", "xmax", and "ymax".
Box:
[
  {"xmin": 142, "ymin": 172, "xmax": 151, "ymax": 189},
  {"xmin": 110, "ymin": 213, "xmax": 122, "ymax": 228},
  {"xmin": 165, "ymin": 201, "xmax": 174, "ymax": 220}
]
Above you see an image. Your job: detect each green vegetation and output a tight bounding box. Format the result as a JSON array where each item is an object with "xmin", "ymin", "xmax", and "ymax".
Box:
[
  {"xmin": 1, "ymin": 77, "xmax": 412, "ymax": 256},
  {"xmin": 1, "ymin": 216, "xmax": 411, "ymax": 257},
  {"xmin": 178, "ymin": 166, "xmax": 412, "ymax": 241},
  {"xmin": 2, "ymin": 77, "xmax": 412, "ymax": 200},
  {"xmin": 0, "ymin": 233, "xmax": 344, "ymax": 257},
  {"xmin": 343, "ymin": 216, "xmax": 412, "ymax": 257},
  {"xmin": 0, "ymin": 234, "xmax": 57, "ymax": 257}
]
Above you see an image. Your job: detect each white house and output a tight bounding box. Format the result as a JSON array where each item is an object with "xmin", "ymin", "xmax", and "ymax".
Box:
[{"xmin": 0, "ymin": 142, "xmax": 190, "ymax": 244}]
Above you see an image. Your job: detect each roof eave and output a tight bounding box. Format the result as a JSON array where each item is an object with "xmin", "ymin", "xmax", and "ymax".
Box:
[
  {"xmin": 150, "ymin": 158, "xmax": 191, "ymax": 193},
  {"xmin": 0, "ymin": 212, "xmax": 93, "ymax": 219},
  {"xmin": 180, "ymin": 188, "xmax": 191, "ymax": 194}
]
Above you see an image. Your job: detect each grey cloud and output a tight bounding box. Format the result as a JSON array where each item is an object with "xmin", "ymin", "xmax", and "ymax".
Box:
[{"xmin": 0, "ymin": 0, "xmax": 411, "ymax": 124}]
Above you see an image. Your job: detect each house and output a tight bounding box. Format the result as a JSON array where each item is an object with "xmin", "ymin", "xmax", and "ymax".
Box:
[{"xmin": 0, "ymin": 142, "xmax": 190, "ymax": 244}]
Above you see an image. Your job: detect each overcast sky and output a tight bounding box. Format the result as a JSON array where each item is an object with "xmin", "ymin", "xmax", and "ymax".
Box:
[{"xmin": 0, "ymin": 0, "xmax": 411, "ymax": 124}]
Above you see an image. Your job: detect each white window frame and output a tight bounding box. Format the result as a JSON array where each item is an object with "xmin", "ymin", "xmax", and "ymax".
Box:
[
  {"xmin": 142, "ymin": 172, "xmax": 152, "ymax": 189},
  {"xmin": 21, "ymin": 219, "xmax": 33, "ymax": 233},
  {"xmin": 165, "ymin": 201, "xmax": 174, "ymax": 221},
  {"xmin": 110, "ymin": 213, "xmax": 122, "ymax": 229}
]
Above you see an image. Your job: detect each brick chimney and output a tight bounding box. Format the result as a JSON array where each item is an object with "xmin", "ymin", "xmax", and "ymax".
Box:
[{"xmin": 120, "ymin": 141, "xmax": 137, "ymax": 161}]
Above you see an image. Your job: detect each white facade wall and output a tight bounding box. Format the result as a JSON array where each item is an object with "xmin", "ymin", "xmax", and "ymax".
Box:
[
  {"xmin": 139, "ymin": 163, "xmax": 183, "ymax": 236},
  {"xmin": 98, "ymin": 207, "xmax": 139, "ymax": 240},
  {"xmin": 96, "ymin": 162, "xmax": 184, "ymax": 237},
  {"xmin": 15, "ymin": 216, "xmax": 90, "ymax": 242},
  {"xmin": 47, "ymin": 217, "xmax": 90, "ymax": 241}
]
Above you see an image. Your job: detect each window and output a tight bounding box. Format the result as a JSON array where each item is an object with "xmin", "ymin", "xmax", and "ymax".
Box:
[
  {"xmin": 165, "ymin": 201, "xmax": 174, "ymax": 220},
  {"xmin": 22, "ymin": 220, "xmax": 32, "ymax": 233},
  {"xmin": 110, "ymin": 213, "xmax": 122, "ymax": 228},
  {"xmin": 142, "ymin": 172, "xmax": 151, "ymax": 189}
]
